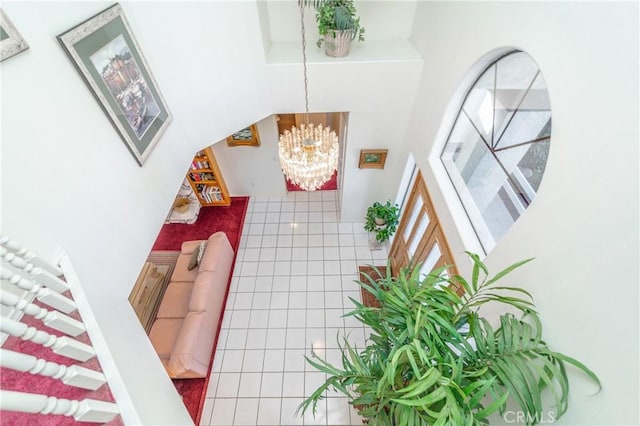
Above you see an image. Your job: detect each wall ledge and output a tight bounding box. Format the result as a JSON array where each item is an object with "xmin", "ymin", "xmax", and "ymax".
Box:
[{"xmin": 266, "ymin": 40, "xmax": 423, "ymax": 65}]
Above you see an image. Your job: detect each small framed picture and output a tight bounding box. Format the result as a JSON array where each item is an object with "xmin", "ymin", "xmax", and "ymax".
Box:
[
  {"xmin": 0, "ymin": 8, "xmax": 30, "ymax": 62},
  {"xmin": 359, "ymin": 149, "xmax": 388, "ymax": 169},
  {"xmin": 57, "ymin": 3, "xmax": 172, "ymax": 166},
  {"xmin": 227, "ymin": 124, "xmax": 260, "ymax": 147}
]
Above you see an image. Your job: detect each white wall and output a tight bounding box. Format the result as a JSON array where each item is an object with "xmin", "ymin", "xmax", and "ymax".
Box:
[
  {"xmin": 407, "ymin": 2, "xmax": 639, "ymax": 424},
  {"xmin": 212, "ymin": 114, "xmax": 288, "ymax": 197},
  {"xmin": 1, "ymin": 2, "xmax": 272, "ymax": 424},
  {"xmin": 263, "ymin": 1, "xmax": 424, "ymax": 221}
]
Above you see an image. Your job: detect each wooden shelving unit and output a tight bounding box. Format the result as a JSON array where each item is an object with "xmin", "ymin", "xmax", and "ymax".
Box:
[{"xmin": 186, "ymin": 146, "xmax": 230, "ymax": 206}]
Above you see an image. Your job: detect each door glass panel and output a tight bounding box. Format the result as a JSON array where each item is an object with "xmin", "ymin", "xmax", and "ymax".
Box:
[
  {"xmin": 419, "ymin": 242, "xmax": 442, "ymax": 279},
  {"xmin": 408, "ymin": 215, "xmax": 428, "ymax": 257},
  {"xmin": 403, "ymin": 197, "xmax": 424, "ymax": 241}
]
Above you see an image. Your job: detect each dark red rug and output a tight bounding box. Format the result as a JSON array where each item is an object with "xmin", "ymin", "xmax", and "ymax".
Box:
[
  {"xmin": 285, "ymin": 171, "xmax": 338, "ymax": 192},
  {"xmin": 153, "ymin": 197, "xmax": 248, "ymax": 251},
  {"xmin": 151, "ymin": 196, "xmax": 249, "ymax": 424}
]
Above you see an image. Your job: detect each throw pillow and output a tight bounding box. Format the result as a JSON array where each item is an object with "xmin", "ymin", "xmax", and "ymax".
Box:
[
  {"xmin": 197, "ymin": 241, "xmax": 206, "ymax": 263},
  {"xmin": 187, "ymin": 249, "xmax": 199, "ymax": 270}
]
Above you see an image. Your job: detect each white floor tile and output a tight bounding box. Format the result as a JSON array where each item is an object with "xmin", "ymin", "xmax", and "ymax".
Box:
[
  {"xmin": 265, "ymin": 328, "xmax": 287, "ymax": 349},
  {"xmin": 287, "ymin": 309, "xmax": 307, "ymax": 328},
  {"xmin": 257, "ymin": 398, "xmax": 282, "ymax": 425},
  {"xmin": 246, "ymin": 328, "xmax": 268, "ymax": 349},
  {"xmin": 272, "ymin": 276, "xmax": 291, "ymax": 292},
  {"xmin": 238, "ymin": 372, "xmax": 262, "ymax": 397},
  {"xmin": 302, "ymin": 395, "xmax": 327, "ymax": 425},
  {"xmin": 252, "ymin": 292, "xmax": 272, "ymax": 310},
  {"xmin": 210, "ymin": 398, "xmax": 236, "ymax": 425},
  {"xmin": 233, "ymin": 398, "xmax": 259, "ymax": 425},
  {"xmin": 280, "ymin": 398, "xmax": 305, "ymax": 425},
  {"xmin": 286, "ymin": 328, "xmax": 307, "ymax": 349},
  {"xmin": 242, "ymin": 349, "xmax": 265, "ymax": 372},
  {"xmin": 234, "ymin": 293, "xmax": 253, "ymax": 309},
  {"xmin": 204, "ymin": 194, "xmax": 389, "ymax": 426},
  {"xmin": 249, "ymin": 310, "xmax": 269, "ymax": 328},
  {"xmin": 221, "ymin": 350, "xmax": 245, "ymax": 372},
  {"xmin": 327, "ymin": 397, "xmax": 351, "ymax": 425},
  {"xmin": 216, "ymin": 372, "xmax": 241, "ymax": 398},
  {"xmin": 255, "ymin": 276, "xmax": 274, "ymax": 292},
  {"xmin": 307, "ymin": 292, "xmax": 325, "ymax": 309},
  {"xmin": 226, "ymin": 329, "xmax": 248, "ymax": 350},
  {"xmin": 306, "ymin": 309, "xmax": 325, "ymax": 328},
  {"xmin": 260, "ymin": 372, "xmax": 283, "ymax": 397},
  {"xmin": 288, "ymin": 292, "xmax": 307, "ymax": 309},
  {"xmin": 200, "ymin": 398, "xmax": 215, "ymax": 425},
  {"xmin": 263, "ymin": 349, "xmax": 286, "ymax": 372},
  {"xmin": 268, "ymin": 309, "xmax": 288, "ymax": 328},
  {"xmin": 230, "ymin": 310, "xmax": 251, "ymax": 328},
  {"xmin": 284, "ymin": 349, "xmax": 307, "ymax": 372}
]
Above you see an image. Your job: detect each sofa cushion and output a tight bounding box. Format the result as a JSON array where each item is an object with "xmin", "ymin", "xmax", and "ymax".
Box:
[
  {"xmin": 156, "ymin": 281, "xmax": 193, "ymax": 318},
  {"xmin": 170, "ymin": 253, "xmax": 200, "ymax": 282},
  {"xmin": 149, "ymin": 318, "xmax": 184, "ymax": 358},
  {"xmin": 188, "ymin": 271, "xmax": 217, "ymax": 312}
]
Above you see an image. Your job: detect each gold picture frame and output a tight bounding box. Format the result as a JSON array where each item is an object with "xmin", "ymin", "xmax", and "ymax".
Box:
[
  {"xmin": 226, "ymin": 124, "xmax": 260, "ymax": 147},
  {"xmin": 359, "ymin": 149, "xmax": 388, "ymax": 169}
]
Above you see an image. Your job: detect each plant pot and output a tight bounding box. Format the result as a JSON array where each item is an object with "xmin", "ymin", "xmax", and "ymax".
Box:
[
  {"xmin": 374, "ymin": 217, "xmax": 386, "ymax": 226},
  {"xmin": 323, "ymin": 29, "xmax": 354, "ymax": 57}
]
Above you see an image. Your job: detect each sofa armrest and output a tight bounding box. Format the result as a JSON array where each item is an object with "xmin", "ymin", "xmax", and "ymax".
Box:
[
  {"xmin": 181, "ymin": 240, "xmax": 202, "ymax": 255},
  {"xmin": 198, "ymin": 232, "xmax": 234, "ymax": 273}
]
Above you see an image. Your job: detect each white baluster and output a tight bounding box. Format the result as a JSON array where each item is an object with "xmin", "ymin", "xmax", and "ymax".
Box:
[
  {"xmin": 0, "ymin": 390, "xmax": 119, "ymax": 423},
  {"xmin": 1, "ymin": 249, "xmax": 68, "ymax": 293},
  {"xmin": 0, "ymin": 291, "xmax": 85, "ymax": 336},
  {"xmin": 0, "ymin": 236, "xmax": 63, "ymax": 277},
  {"xmin": 1, "ymin": 268, "xmax": 76, "ymax": 313},
  {"xmin": 0, "ymin": 317, "xmax": 95, "ymax": 362},
  {"xmin": 0, "ymin": 349, "xmax": 106, "ymax": 390}
]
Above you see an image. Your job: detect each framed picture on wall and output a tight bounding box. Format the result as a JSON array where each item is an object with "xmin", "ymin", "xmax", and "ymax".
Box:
[
  {"xmin": 226, "ymin": 124, "xmax": 260, "ymax": 147},
  {"xmin": 0, "ymin": 8, "xmax": 30, "ymax": 62},
  {"xmin": 57, "ymin": 3, "xmax": 172, "ymax": 166},
  {"xmin": 359, "ymin": 149, "xmax": 388, "ymax": 169}
]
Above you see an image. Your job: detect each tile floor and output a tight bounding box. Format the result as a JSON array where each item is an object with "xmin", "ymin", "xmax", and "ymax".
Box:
[{"xmin": 199, "ymin": 190, "xmax": 388, "ymax": 425}]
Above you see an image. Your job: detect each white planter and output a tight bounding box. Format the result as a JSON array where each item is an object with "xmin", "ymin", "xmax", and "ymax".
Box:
[{"xmin": 323, "ymin": 29, "xmax": 354, "ymax": 57}]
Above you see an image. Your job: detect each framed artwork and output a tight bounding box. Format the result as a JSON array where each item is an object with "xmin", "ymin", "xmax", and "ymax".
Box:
[
  {"xmin": 0, "ymin": 8, "xmax": 30, "ymax": 62},
  {"xmin": 359, "ymin": 149, "xmax": 388, "ymax": 169},
  {"xmin": 57, "ymin": 3, "xmax": 172, "ymax": 166},
  {"xmin": 226, "ymin": 124, "xmax": 260, "ymax": 147}
]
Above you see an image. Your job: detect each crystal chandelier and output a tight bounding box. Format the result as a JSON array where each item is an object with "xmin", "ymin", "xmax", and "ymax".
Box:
[{"xmin": 278, "ymin": 4, "xmax": 339, "ymax": 192}]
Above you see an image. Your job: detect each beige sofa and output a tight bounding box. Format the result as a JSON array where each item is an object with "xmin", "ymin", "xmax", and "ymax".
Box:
[{"xmin": 149, "ymin": 232, "xmax": 234, "ymax": 378}]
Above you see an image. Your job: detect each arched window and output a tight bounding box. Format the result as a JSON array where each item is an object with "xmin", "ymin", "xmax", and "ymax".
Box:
[{"xmin": 441, "ymin": 50, "xmax": 551, "ymax": 253}]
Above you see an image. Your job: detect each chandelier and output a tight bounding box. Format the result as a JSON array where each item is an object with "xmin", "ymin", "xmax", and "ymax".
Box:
[{"xmin": 278, "ymin": 4, "xmax": 339, "ymax": 192}]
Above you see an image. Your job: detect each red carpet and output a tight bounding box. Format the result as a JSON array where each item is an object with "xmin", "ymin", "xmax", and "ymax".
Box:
[
  {"xmin": 151, "ymin": 196, "xmax": 249, "ymax": 424},
  {"xmin": 153, "ymin": 197, "xmax": 248, "ymax": 251},
  {"xmin": 285, "ymin": 171, "xmax": 338, "ymax": 191}
]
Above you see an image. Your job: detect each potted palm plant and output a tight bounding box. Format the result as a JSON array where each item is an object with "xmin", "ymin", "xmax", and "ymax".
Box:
[
  {"xmin": 299, "ymin": 0, "xmax": 365, "ymax": 57},
  {"xmin": 299, "ymin": 253, "xmax": 600, "ymax": 424},
  {"xmin": 364, "ymin": 200, "xmax": 400, "ymax": 243}
]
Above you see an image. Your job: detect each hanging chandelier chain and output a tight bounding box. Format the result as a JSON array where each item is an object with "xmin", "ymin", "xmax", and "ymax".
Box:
[{"xmin": 299, "ymin": 4, "xmax": 310, "ymax": 126}]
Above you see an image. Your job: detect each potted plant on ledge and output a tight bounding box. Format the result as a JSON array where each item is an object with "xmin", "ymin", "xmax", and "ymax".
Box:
[
  {"xmin": 364, "ymin": 200, "xmax": 400, "ymax": 245},
  {"xmin": 299, "ymin": 254, "xmax": 601, "ymax": 425},
  {"xmin": 300, "ymin": 0, "xmax": 365, "ymax": 57}
]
